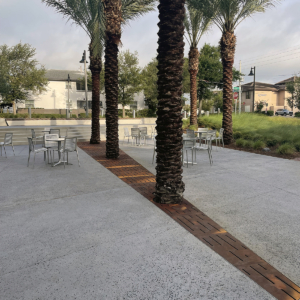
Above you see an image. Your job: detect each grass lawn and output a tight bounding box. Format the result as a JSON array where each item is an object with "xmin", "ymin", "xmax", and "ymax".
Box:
[{"xmin": 195, "ymin": 113, "xmax": 300, "ymax": 155}]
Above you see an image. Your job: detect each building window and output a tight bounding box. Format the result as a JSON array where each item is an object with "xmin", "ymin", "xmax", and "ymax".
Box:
[
  {"xmin": 77, "ymin": 100, "xmax": 92, "ymax": 109},
  {"xmin": 25, "ymin": 100, "xmax": 35, "ymax": 108},
  {"xmin": 65, "ymin": 82, "xmax": 72, "ymax": 89},
  {"xmin": 246, "ymin": 91, "xmax": 250, "ymax": 99},
  {"xmin": 76, "ymin": 81, "xmax": 92, "ymax": 91}
]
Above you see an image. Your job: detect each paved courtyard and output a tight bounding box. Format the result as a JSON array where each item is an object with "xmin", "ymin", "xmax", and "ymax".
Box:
[{"xmin": 0, "ymin": 143, "xmax": 299, "ymax": 299}]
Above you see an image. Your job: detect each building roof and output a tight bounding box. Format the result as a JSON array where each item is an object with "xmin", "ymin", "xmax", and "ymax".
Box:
[
  {"xmin": 241, "ymin": 82, "xmax": 280, "ymax": 92},
  {"xmin": 275, "ymin": 76, "xmax": 295, "ymax": 85},
  {"xmin": 45, "ymin": 69, "xmax": 86, "ymax": 81}
]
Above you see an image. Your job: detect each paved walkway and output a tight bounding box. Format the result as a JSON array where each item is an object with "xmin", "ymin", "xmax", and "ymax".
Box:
[{"xmin": 0, "ymin": 143, "xmax": 299, "ymax": 299}]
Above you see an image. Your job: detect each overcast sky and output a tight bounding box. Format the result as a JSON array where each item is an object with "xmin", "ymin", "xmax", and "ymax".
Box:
[{"xmin": 1, "ymin": 0, "xmax": 300, "ymax": 85}]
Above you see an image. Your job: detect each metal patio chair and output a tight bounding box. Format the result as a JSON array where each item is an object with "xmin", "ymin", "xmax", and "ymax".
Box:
[
  {"xmin": 131, "ymin": 128, "xmax": 140, "ymax": 145},
  {"xmin": 31, "ymin": 129, "xmax": 43, "ymax": 141},
  {"xmin": 59, "ymin": 137, "xmax": 80, "ymax": 169},
  {"xmin": 0, "ymin": 133, "xmax": 15, "ymax": 158},
  {"xmin": 194, "ymin": 132, "xmax": 215, "ymax": 165},
  {"xmin": 123, "ymin": 128, "xmax": 131, "ymax": 144},
  {"xmin": 182, "ymin": 138, "xmax": 196, "ymax": 168},
  {"xmin": 50, "ymin": 128, "xmax": 60, "ymax": 137},
  {"xmin": 44, "ymin": 134, "xmax": 59, "ymax": 163},
  {"xmin": 140, "ymin": 127, "xmax": 151, "ymax": 145},
  {"xmin": 27, "ymin": 137, "xmax": 48, "ymax": 169}
]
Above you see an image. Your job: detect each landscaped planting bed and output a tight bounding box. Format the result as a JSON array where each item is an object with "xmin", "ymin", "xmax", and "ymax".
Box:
[{"xmin": 196, "ymin": 113, "xmax": 300, "ymax": 159}]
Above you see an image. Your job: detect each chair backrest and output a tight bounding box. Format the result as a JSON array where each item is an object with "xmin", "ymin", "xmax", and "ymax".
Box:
[
  {"xmin": 183, "ymin": 139, "xmax": 195, "ymax": 148},
  {"xmin": 50, "ymin": 129, "xmax": 60, "ymax": 137},
  {"xmin": 140, "ymin": 127, "xmax": 147, "ymax": 135},
  {"xmin": 186, "ymin": 129, "xmax": 195, "ymax": 138},
  {"xmin": 131, "ymin": 128, "xmax": 140, "ymax": 136},
  {"xmin": 63, "ymin": 137, "xmax": 77, "ymax": 152},
  {"xmin": 31, "ymin": 129, "xmax": 36, "ymax": 138},
  {"xmin": 124, "ymin": 127, "xmax": 129, "ymax": 136},
  {"xmin": 219, "ymin": 128, "xmax": 224, "ymax": 137},
  {"xmin": 28, "ymin": 137, "xmax": 34, "ymax": 152},
  {"xmin": 4, "ymin": 133, "xmax": 13, "ymax": 144},
  {"xmin": 64, "ymin": 128, "xmax": 69, "ymax": 137},
  {"xmin": 44, "ymin": 134, "xmax": 59, "ymax": 148}
]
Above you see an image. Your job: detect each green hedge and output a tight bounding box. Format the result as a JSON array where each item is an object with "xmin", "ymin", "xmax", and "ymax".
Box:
[{"xmin": 295, "ymin": 112, "xmax": 300, "ymax": 118}]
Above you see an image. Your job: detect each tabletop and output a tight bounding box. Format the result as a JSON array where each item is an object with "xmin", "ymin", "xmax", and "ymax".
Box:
[{"xmin": 46, "ymin": 138, "xmax": 65, "ymax": 142}]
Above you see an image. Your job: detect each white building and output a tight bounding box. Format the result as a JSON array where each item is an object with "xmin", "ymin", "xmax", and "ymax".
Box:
[{"xmin": 17, "ymin": 69, "xmax": 146, "ymax": 111}]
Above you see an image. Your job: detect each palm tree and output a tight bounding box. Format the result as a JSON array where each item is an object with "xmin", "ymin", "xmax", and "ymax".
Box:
[
  {"xmin": 102, "ymin": 0, "xmax": 155, "ymax": 159},
  {"xmin": 189, "ymin": 0, "xmax": 281, "ymax": 144},
  {"xmin": 154, "ymin": 0, "xmax": 186, "ymax": 204},
  {"xmin": 42, "ymin": 0, "xmax": 104, "ymax": 144},
  {"xmin": 184, "ymin": 3, "xmax": 211, "ymax": 126}
]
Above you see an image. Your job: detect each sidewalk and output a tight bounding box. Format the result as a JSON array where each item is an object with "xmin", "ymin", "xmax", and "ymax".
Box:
[{"xmin": 0, "ymin": 144, "xmax": 298, "ymax": 299}]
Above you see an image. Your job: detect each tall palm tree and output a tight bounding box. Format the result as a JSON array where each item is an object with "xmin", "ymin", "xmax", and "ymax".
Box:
[
  {"xmin": 154, "ymin": 0, "xmax": 186, "ymax": 204},
  {"xmin": 189, "ymin": 0, "xmax": 281, "ymax": 144},
  {"xmin": 184, "ymin": 3, "xmax": 211, "ymax": 126},
  {"xmin": 102, "ymin": 0, "xmax": 155, "ymax": 159},
  {"xmin": 42, "ymin": 0, "xmax": 105, "ymax": 144}
]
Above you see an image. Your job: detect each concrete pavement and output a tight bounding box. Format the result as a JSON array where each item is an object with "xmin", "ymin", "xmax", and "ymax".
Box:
[{"xmin": 0, "ymin": 143, "xmax": 296, "ymax": 299}]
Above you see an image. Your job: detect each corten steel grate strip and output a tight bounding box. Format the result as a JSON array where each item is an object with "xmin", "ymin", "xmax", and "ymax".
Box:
[{"xmin": 78, "ymin": 142, "xmax": 300, "ymax": 300}]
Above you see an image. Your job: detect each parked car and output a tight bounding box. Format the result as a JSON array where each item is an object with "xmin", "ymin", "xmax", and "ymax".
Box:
[{"xmin": 275, "ymin": 109, "xmax": 293, "ymax": 116}]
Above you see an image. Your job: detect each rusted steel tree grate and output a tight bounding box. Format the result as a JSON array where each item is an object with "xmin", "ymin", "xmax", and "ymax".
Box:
[{"xmin": 78, "ymin": 142, "xmax": 300, "ymax": 300}]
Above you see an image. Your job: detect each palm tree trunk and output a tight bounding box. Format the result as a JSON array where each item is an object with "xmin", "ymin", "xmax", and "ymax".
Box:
[
  {"xmin": 89, "ymin": 43, "xmax": 101, "ymax": 144},
  {"xmin": 103, "ymin": 0, "xmax": 122, "ymax": 159},
  {"xmin": 154, "ymin": 0, "xmax": 185, "ymax": 204},
  {"xmin": 189, "ymin": 46, "xmax": 199, "ymax": 126},
  {"xmin": 220, "ymin": 30, "xmax": 236, "ymax": 145}
]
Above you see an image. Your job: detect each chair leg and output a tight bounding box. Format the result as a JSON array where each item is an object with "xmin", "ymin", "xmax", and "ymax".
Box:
[
  {"xmin": 67, "ymin": 152, "xmax": 69, "ymax": 164},
  {"xmin": 76, "ymin": 150, "xmax": 80, "ymax": 167},
  {"xmin": 192, "ymin": 149, "xmax": 194, "ymax": 166},
  {"xmin": 63, "ymin": 152, "xmax": 66, "ymax": 169},
  {"xmin": 186, "ymin": 150, "xmax": 188, "ymax": 168},
  {"xmin": 12, "ymin": 144, "xmax": 15, "ymax": 156},
  {"xmin": 4, "ymin": 145, "xmax": 7, "ymax": 158},
  {"xmin": 33, "ymin": 152, "xmax": 36, "ymax": 169},
  {"xmin": 0, "ymin": 145, "xmax": 2, "ymax": 156},
  {"xmin": 27, "ymin": 151, "xmax": 31, "ymax": 167},
  {"xmin": 152, "ymin": 146, "xmax": 156, "ymax": 164}
]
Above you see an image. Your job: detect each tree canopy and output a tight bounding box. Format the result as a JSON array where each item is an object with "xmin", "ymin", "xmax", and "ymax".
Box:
[
  {"xmin": 0, "ymin": 43, "xmax": 48, "ymax": 104},
  {"xmin": 286, "ymin": 77, "xmax": 300, "ymax": 110},
  {"xmin": 118, "ymin": 50, "xmax": 142, "ymax": 115}
]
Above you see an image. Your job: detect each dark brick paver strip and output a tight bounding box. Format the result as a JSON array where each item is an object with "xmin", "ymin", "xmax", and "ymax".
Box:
[{"xmin": 79, "ymin": 142, "xmax": 300, "ymax": 300}]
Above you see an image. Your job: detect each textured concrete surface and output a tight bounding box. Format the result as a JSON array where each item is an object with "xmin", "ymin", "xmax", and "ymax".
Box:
[
  {"xmin": 121, "ymin": 141, "xmax": 300, "ymax": 288},
  {"xmin": 0, "ymin": 145, "xmax": 274, "ymax": 299}
]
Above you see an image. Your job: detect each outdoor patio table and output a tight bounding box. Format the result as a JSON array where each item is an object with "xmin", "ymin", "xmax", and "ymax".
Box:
[{"xmin": 46, "ymin": 137, "xmax": 67, "ymax": 167}]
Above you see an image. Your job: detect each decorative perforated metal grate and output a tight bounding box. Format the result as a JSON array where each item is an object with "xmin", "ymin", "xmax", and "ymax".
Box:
[{"xmin": 79, "ymin": 142, "xmax": 300, "ymax": 300}]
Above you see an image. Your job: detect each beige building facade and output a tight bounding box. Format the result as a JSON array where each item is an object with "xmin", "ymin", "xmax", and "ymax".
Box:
[{"xmin": 240, "ymin": 77, "xmax": 299, "ymax": 114}]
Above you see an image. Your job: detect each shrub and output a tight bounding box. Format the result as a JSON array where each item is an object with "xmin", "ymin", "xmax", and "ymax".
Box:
[
  {"xmin": 253, "ymin": 140, "xmax": 266, "ymax": 150},
  {"xmin": 276, "ymin": 144, "xmax": 295, "ymax": 155},
  {"xmin": 295, "ymin": 112, "xmax": 300, "ymax": 118},
  {"xmin": 294, "ymin": 142, "xmax": 300, "ymax": 152},
  {"xmin": 244, "ymin": 140, "xmax": 254, "ymax": 148},
  {"xmin": 266, "ymin": 111, "xmax": 274, "ymax": 116},
  {"xmin": 71, "ymin": 114, "xmax": 77, "ymax": 118},
  {"xmin": 235, "ymin": 139, "xmax": 245, "ymax": 147},
  {"xmin": 137, "ymin": 108, "xmax": 156, "ymax": 118},
  {"xmin": 79, "ymin": 113, "xmax": 91, "ymax": 118},
  {"xmin": 266, "ymin": 138, "xmax": 278, "ymax": 147},
  {"xmin": 242, "ymin": 132, "xmax": 254, "ymax": 140},
  {"xmin": 233, "ymin": 131, "xmax": 242, "ymax": 140},
  {"xmin": 253, "ymin": 134, "xmax": 263, "ymax": 141},
  {"xmin": 189, "ymin": 125, "xmax": 198, "ymax": 131},
  {"xmin": 182, "ymin": 118, "xmax": 190, "ymax": 130}
]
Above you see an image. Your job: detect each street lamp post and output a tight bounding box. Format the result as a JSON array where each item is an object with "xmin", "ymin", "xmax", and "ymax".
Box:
[
  {"xmin": 80, "ymin": 51, "xmax": 89, "ymax": 117},
  {"xmin": 248, "ymin": 67, "xmax": 256, "ymax": 112},
  {"xmin": 67, "ymin": 74, "xmax": 71, "ymax": 119}
]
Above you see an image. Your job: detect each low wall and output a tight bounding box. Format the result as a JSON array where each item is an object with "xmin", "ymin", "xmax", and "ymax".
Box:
[{"xmin": 17, "ymin": 108, "xmax": 92, "ymax": 116}]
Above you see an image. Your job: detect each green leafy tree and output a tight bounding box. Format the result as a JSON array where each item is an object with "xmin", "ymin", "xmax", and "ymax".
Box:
[
  {"xmin": 0, "ymin": 43, "xmax": 48, "ymax": 109},
  {"xmin": 141, "ymin": 58, "xmax": 158, "ymax": 111},
  {"xmin": 189, "ymin": 0, "xmax": 281, "ymax": 144},
  {"xmin": 197, "ymin": 44, "xmax": 241, "ymax": 115},
  {"xmin": 118, "ymin": 50, "xmax": 142, "ymax": 118},
  {"xmin": 286, "ymin": 77, "xmax": 300, "ymax": 111},
  {"xmin": 184, "ymin": 2, "xmax": 211, "ymax": 126}
]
